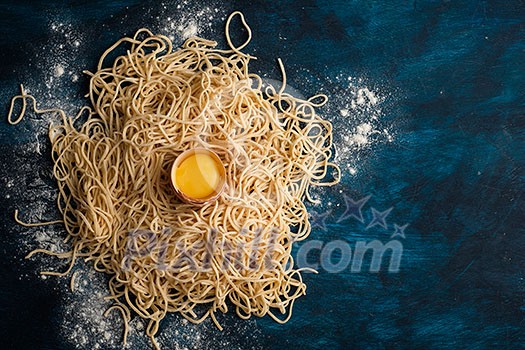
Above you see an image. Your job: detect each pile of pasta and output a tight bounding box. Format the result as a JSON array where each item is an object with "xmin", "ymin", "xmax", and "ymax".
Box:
[{"xmin": 10, "ymin": 12, "xmax": 339, "ymax": 349}]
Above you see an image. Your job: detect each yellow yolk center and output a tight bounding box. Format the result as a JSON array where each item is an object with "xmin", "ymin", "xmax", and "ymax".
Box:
[{"xmin": 174, "ymin": 153, "xmax": 221, "ymax": 199}]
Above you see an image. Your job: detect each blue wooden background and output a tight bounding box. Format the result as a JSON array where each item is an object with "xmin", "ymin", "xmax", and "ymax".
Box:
[{"xmin": 0, "ymin": 0, "xmax": 524, "ymax": 349}]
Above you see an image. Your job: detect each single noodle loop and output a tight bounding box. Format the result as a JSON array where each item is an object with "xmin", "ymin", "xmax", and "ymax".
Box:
[{"xmin": 10, "ymin": 11, "xmax": 340, "ymax": 349}]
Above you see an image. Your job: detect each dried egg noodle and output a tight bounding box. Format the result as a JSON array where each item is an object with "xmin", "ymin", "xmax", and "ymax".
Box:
[{"xmin": 9, "ymin": 11, "xmax": 340, "ymax": 349}]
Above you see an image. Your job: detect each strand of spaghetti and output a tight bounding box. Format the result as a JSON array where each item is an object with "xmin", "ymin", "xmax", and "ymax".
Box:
[
  {"xmin": 8, "ymin": 90, "xmax": 68, "ymax": 125},
  {"xmin": 25, "ymin": 248, "xmax": 72, "ymax": 260},
  {"xmin": 40, "ymin": 247, "xmax": 78, "ymax": 276},
  {"xmin": 104, "ymin": 304, "xmax": 130, "ymax": 345},
  {"xmin": 70, "ymin": 270, "xmax": 78, "ymax": 292},
  {"xmin": 14, "ymin": 209, "xmax": 63, "ymax": 227},
  {"xmin": 7, "ymin": 85, "xmax": 27, "ymax": 125},
  {"xmin": 225, "ymin": 11, "xmax": 252, "ymax": 55},
  {"xmin": 146, "ymin": 319, "xmax": 161, "ymax": 350},
  {"xmin": 209, "ymin": 308, "xmax": 223, "ymax": 331}
]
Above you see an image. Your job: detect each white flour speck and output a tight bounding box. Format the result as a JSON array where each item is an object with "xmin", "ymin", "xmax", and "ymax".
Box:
[
  {"xmin": 354, "ymin": 87, "xmax": 378, "ymax": 106},
  {"xmin": 181, "ymin": 21, "xmax": 198, "ymax": 39},
  {"xmin": 54, "ymin": 65, "xmax": 65, "ymax": 77}
]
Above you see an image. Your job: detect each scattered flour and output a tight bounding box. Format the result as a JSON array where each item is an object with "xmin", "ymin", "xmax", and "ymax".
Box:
[
  {"xmin": 41, "ymin": 20, "xmax": 86, "ymax": 94},
  {"xmin": 269, "ymin": 66, "xmax": 396, "ymax": 185},
  {"xmin": 326, "ymin": 75, "xmax": 395, "ymax": 177},
  {"xmin": 152, "ymin": 2, "xmax": 226, "ymax": 42},
  {"xmin": 297, "ymin": 73, "xmax": 397, "ymax": 207}
]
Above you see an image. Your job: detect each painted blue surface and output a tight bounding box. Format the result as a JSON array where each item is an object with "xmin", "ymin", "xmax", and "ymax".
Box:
[{"xmin": 0, "ymin": 1, "xmax": 524, "ymax": 349}]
